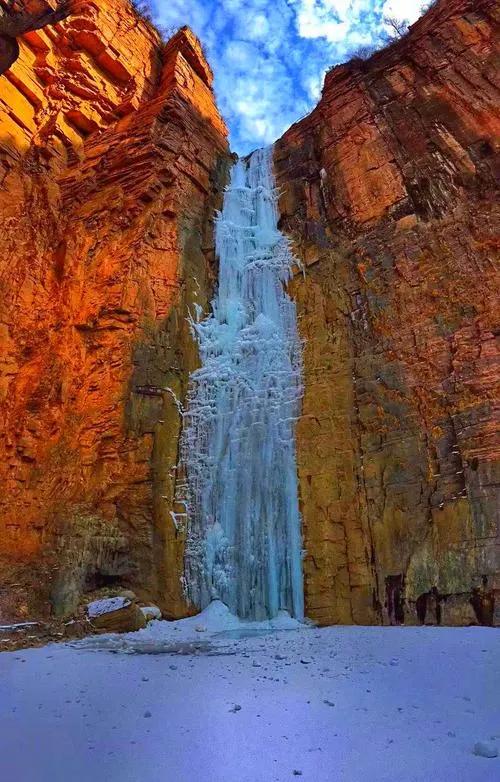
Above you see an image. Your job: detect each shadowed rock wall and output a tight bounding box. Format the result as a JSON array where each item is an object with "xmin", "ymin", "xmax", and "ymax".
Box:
[{"xmin": 275, "ymin": 0, "xmax": 499, "ymax": 626}]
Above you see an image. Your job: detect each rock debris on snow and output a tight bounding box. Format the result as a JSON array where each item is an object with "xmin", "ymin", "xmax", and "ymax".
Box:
[
  {"xmin": 473, "ymin": 741, "xmax": 498, "ymax": 758},
  {"xmin": 1, "ymin": 613, "xmax": 499, "ymax": 782}
]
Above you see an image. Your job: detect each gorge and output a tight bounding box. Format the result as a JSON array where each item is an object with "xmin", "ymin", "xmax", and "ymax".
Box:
[{"xmin": 0, "ymin": 0, "xmax": 499, "ymax": 631}]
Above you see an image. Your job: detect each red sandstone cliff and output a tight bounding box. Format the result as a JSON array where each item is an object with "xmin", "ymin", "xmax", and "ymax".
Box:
[
  {"xmin": 0, "ymin": 0, "xmax": 498, "ymax": 628},
  {"xmin": 275, "ymin": 0, "xmax": 499, "ymax": 626},
  {"xmin": 0, "ymin": 2, "xmax": 75, "ymax": 75},
  {"xmin": 0, "ymin": 0, "xmax": 229, "ymax": 619}
]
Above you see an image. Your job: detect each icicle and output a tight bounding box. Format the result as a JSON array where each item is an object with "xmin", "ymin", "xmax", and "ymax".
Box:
[{"xmin": 180, "ymin": 146, "xmax": 304, "ymax": 621}]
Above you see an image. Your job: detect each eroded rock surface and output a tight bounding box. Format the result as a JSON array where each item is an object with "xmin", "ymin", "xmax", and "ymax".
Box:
[
  {"xmin": 0, "ymin": 0, "xmax": 229, "ymax": 619},
  {"xmin": 275, "ymin": 0, "xmax": 499, "ymax": 625},
  {"xmin": 0, "ymin": 0, "xmax": 498, "ymax": 628}
]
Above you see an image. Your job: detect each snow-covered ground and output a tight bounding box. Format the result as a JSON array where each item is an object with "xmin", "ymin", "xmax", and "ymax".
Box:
[{"xmin": 1, "ymin": 606, "xmax": 499, "ymax": 782}]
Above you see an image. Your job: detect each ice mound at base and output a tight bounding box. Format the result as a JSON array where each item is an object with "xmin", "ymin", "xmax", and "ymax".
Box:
[
  {"xmin": 131, "ymin": 600, "xmax": 302, "ymax": 643},
  {"xmin": 77, "ymin": 600, "xmax": 303, "ymax": 652}
]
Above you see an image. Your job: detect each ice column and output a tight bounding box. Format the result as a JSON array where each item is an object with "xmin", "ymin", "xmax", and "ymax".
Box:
[{"xmin": 180, "ymin": 146, "xmax": 304, "ymax": 620}]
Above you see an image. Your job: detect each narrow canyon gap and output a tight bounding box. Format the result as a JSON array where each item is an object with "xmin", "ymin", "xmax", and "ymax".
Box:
[{"xmin": 180, "ymin": 147, "xmax": 305, "ymax": 621}]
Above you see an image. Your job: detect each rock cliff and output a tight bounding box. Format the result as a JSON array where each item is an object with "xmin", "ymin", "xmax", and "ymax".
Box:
[
  {"xmin": 275, "ymin": 0, "xmax": 499, "ymax": 626},
  {"xmin": 0, "ymin": 0, "xmax": 498, "ymax": 627},
  {"xmin": 0, "ymin": 0, "xmax": 229, "ymax": 619}
]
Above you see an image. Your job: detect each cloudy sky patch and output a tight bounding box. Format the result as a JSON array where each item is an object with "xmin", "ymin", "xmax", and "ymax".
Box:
[{"xmin": 152, "ymin": 0, "xmax": 428, "ymax": 154}]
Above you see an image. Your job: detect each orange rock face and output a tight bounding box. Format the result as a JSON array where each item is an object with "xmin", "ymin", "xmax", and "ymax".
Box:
[
  {"xmin": 275, "ymin": 0, "xmax": 499, "ymax": 626},
  {"xmin": 1, "ymin": 0, "xmax": 498, "ymax": 628},
  {"xmin": 0, "ymin": 0, "xmax": 229, "ymax": 618}
]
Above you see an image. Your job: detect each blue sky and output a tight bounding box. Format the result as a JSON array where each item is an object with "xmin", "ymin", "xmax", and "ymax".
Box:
[{"xmin": 152, "ymin": 1, "xmax": 427, "ymax": 154}]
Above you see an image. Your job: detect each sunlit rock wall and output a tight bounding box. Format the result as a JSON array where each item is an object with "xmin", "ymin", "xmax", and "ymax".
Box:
[
  {"xmin": 1, "ymin": 0, "xmax": 497, "ymax": 629},
  {"xmin": 0, "ymin": 0, "xmax": 229, "ymax": 618},
  {"xmin": 275, "ymin": 0, "xmax": 499, "ymax": 626}
]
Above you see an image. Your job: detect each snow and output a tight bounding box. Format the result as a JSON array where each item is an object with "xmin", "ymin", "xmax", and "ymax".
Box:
[
  {"xmin": 140, "ymin": 606, "xmax": 163, "ymax": 622},
  {"xmin": 0, "ymin": 622, "xmax": 39, "ymax": 632},
  {"xmin": 94, "ymin": 600, "xmax": 302, "ymax": 646},
  {"xmin": 179, "ymin": 147, "xmax": 304, "ymax": 621},
  {"xmin": 86, "ymin": 597, "xmax": 131, "ymax": 618},
  {"xmin": 474, "ymin": 742, "xmax": 499, "ymax": 759},
  {"xmin": 1, "ymin": 619, "xmax": 499, "ymax": 782}
]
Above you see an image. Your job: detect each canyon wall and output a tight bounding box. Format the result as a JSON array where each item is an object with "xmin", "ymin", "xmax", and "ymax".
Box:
[
  {"xmin": 1, "ymin": 0, "xmax": 498, "ymax": 628},
  {"xmin": 0, "ymin": 0, "xmax": 229, "ymax": 619},
  {"xmin": 275, "ymin": 0, "xmax": 499, "ymax": 626}
]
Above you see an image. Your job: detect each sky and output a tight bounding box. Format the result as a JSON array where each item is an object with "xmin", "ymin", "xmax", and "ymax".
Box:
[{"xmin": 152, "ymin": 1, "xmax": 429, "ymax": 154}]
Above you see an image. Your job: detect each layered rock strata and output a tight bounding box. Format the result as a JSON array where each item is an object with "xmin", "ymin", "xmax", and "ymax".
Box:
[
  {"xmin": 0, "ymin": 0, "xmax": 229, "ymax": 618},
  {"xmin": 1, "ymin": 0, "xmax": 498, "ymax": 628},
  {"xmin": 275, "ymin": 0, "xmax": 499, "ymax": 626}
]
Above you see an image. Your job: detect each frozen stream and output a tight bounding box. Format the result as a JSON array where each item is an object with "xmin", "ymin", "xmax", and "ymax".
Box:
[{"xmin": 1, "ymin": 619, "xmax": 499, "ymax": 781}]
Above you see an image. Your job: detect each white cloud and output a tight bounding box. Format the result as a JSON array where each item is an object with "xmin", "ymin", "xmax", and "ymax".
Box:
[
  {"xmin": 382, "ymin": 0, "xmax": 426, "ymax": 23},
  {"xmin": 293, "ymin": 1, "xmax": 376, "ymax": 43},
  {"xmin": 153, "ymin": 0, "xmax": 428, "ymax": 153},
  {"xmin": 224, "ymin": 40, "xmax": 259, "ymax": 67},
  {"xmin": 293, "ymin": 0, "xmax": 349, "ymax": 43},
  {"xmin": 293, "ymin": 0, "xmax": 426, "ymax": 44},
  {"xmin": 248, "ymin": 14, "xmax": 270, "ymax": 39}
]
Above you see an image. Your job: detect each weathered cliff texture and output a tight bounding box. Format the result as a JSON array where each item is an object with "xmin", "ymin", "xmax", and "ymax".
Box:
[
  {"xmin": 275, "ymin": 0, "xmax": 499, "ymax": 626},
  {"xmin": 0, "ymin": 0, "xmax": 229, "ymax": 619},
  {"xmin": 0, "ymin": 1, "xmax": 74, "ymax": 76},
  {"xmin": 1, "ymin": 0, "xmax": 498, "ymax": 631}
]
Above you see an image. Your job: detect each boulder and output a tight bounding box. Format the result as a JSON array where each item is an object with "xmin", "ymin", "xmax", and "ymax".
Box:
[
  {"xmin": 119, "ymin": 590, "xmax": 137, "ymax": 602},
  {"xmin": 87, "ymin": 597, "xmax": 147, "ymax": 633}
]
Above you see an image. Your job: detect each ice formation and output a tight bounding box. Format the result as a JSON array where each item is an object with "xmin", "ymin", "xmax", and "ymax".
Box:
[{"xmin": 180, "ymin": 146, "xmax": 304, "ymax": 621}]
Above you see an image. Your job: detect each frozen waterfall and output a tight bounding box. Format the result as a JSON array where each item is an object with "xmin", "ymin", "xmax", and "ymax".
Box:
[{"xmin": 180, "ymin": 146, "xmax": 304, "ymax": 621}]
